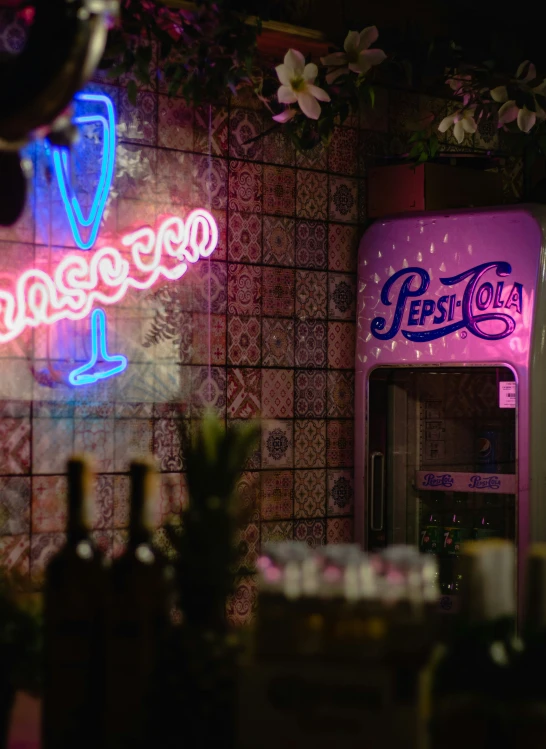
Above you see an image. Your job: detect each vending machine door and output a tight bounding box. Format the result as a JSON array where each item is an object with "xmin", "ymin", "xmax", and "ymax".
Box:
[{"xmin": 368, "ymin": 366, "xmax": 517, "ymax": 612}]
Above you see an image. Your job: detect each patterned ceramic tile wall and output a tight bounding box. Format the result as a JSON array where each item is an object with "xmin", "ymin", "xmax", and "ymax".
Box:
[{"xmin": 0, "ymin": 11, "xmax": 525, "ymax": 626}]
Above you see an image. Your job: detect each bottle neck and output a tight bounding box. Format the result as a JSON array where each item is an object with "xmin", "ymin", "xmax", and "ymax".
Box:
[
  {"xmin": 128, "ymin": 462, "xmax": 155, "ymax": 549},
  {"xmin": 66, "ymin": 459, "xmax": 92, "ymax": 545}
]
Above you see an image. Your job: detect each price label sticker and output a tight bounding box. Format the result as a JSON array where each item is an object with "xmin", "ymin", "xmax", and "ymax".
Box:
[{"xmin": 499, "ymin": 381, "xmax": 516, "ymax": 409}]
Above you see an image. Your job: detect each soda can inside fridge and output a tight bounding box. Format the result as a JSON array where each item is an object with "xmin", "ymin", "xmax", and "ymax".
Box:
[{"xmin": 356, "ymin": 206, "xmax": 546, "ymax": 617}]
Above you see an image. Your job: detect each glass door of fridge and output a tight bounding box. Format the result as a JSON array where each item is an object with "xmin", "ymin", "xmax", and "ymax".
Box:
[{"xmin": 368, "ymin": 367, "xmax": 516, "ymax": 611}]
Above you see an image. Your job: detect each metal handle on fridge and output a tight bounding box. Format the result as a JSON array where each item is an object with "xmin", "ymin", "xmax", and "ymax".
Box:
[{"xmin": 370, "ymin": 451, "xmax": 385, "ymax": 532}]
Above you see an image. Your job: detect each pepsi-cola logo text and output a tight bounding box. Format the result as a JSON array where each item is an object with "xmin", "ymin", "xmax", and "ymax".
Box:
[
  {"xmin": 371, "ymin": 261, "xmax": 523, "ymax": 342},
  {"xmin": 422, "ymin": 473, "xmax": 454, "ymax": 487},
  {"xmin": 468, "ymin": 475, "xmax": 501, "ymax": 490}
]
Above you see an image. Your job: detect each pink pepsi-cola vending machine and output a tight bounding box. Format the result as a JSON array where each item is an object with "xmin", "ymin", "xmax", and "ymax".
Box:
[{"xmin": 355, "ymin": 206, "xmax": 546, "ymax": 612}]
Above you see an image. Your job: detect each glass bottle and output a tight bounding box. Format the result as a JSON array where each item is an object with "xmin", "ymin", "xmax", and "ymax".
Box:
[
  {"xmin": 103, "ymin": 459, "xmax": 175, "ymax": 749},
  {"xmin": 42, "ymin": 456, "xmax": 106, "ymax": 749},
  {"xmin": 429, "ymin": 540, "xmax": 518, "ymax": 749}
]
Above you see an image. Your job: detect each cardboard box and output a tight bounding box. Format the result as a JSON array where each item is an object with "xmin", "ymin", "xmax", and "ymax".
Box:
[{"xmin": 367, "ymin": 163, "xmax": 503, "ymax": 218}]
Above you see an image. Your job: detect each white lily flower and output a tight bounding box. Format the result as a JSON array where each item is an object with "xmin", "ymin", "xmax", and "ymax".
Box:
[
  {"xmin": 275, "ymin": 49, "xmax": 330, "ymax": 120},
  {"xmin": 272, "ymin": 108, "xmax": 297, "ymax": 123},
  {"xmin": 321, "ymin": 26, "xmax": 386, "ymax": 84},
  {"xmin": 516, "ymin": 60, "xmax": 536, "ymax": 82},
  {"xmin": 438, "ymin": 109, "xmax": 477, "ymax": 144}
]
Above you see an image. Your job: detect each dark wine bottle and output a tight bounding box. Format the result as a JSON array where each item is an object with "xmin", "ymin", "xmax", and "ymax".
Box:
[
  {"xmin": 429, "ymin": 540, "xmax": 518, "ymax": 749},
  {"xmin": 42, "ymin": 456, "xmax": 106, "ymax": 749},
  {"xmin": 103, "ymin": 459, "xmax": 175, "ymax": 749},
  {"xmin": 505, "ymin": 544, "xmax": 546, "ymax": 745}
]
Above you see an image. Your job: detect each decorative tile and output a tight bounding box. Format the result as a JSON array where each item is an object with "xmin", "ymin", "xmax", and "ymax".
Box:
[
  {"xmin": 194, "ymin": 105, "xmax": 229, "ymax": 157},
  {"xmin": 294, "ymin": 519, "xmax": 326, "ymax": 548},
  {"xmin": 328, "ymin": 273, "xmax": 356, "ymax": 319},
  {"xmin": 296, "ymin": 169, "xmax": 328, "ymax": 220},
  {"xmin": 294, "ymin": 420, "xmax": 326, "ymax": 468},
  {"xmin": 31, "ymin": 476, "xmax": 67, "ymax": 533},
  {"xmin": 328, "ymin": 470, "xmax": 354, "ymax": 516},
  {"xmin": 328, "ymin": 223, "xmax": 359, "ymax": 272},
  {"xmin": 262, "ymin": 420, "xmax": 293, "ymax": 468},
  {"xmin": 30, "ymin": 532, "xmax": 65, "ymax": 586},
  {"xmin": 295, "ymin": 470, "xmax": 326, "ymax": 518},
  {"xmin": 263, "ymin": 166, "xmax": 296, "ymax": 216},
  {"xmin": 118, "ymin": 89, "xmax": 157, "ymax": 146},
  {"xmin": 193, "ymin": 154, "xmax": 229, "ymax": 211},
  {"xmin": 191, "ymin": 366, "xmax": 227, "ymax": 417},
  {"xmin": 155, "ymin": 149, "xmax": 192, "ymax": 204},
  {"xmin": 0, "ymin": 534, "xmax": 30, "ymax": 576},
  {"xmin": 296, "ymin": 143, "xmax": 327, "ymax": 171},
  {"xmin": 358, "ymin": 178, "xmax": 366, "ymax": 223},
  {"xmin": 33, "ymin": 419, "xmax": 73, "ymax": 474},
  {"xmin": 327, "ymin": 517, "xmax": 354, "ymax": 543},
  {"xmin": 263, "ymin": 128, "xmax": 295, "ymax": 166},
  {"xmin": 0, "ymin": 477, "xmax": 30, "ymax": 535},
  {"xmin": 154, "ymin": 419, "xmax": 184, "ymax": 472},
  {"xmin": 94, "ymin": 474, "xmax": 114, "ymax": 530},
  {"xmin": 228, "ymin": 316, "xmax": 261, "ymax": 366},
  {"xmin": 328, "ymin": 321, "xmax": 356, "ymax": 369},
  {"xmin": 113, "ymin": 529, "xmax": 129, "ymax": 559},
  {"xmin": 295, "ymin": 370, "xmax": 327, "ymax": 418},
  {"xmin": 262, "ymin": 267, "xmax": 295, "ymax": 317},
  {"xmin": 191, "ymin": 260, "xmax": 227, "ymax": 315},
  {"xmin": 91, "ymin": 530, "xmax": 113, "ymax": 558},
  {"xmin": 227, "ymin": 368, "xmax": 261, "ymax": 418},
  {"xmin": 237, "ymin": 471, "xmax": 260, "ymax": 522},
  {"xmin": 158, "ymin": 95, "xmax": 193, "ymax": 151},
  {"xmin": 115, "ymin": 144, "xmax": 156, "ymax": 201},
  {"xmin": 261, "ymin": 471, "xmax": 293, "ymax": 521},
  {"xmin": 158, "ymin": 473, "xmax": 187, "ymax": 526},
  {"xmin": 327, "ymin": 371, "xmax": 354, "ymax": 418},
  {"xmin": 295, "ymin": 220, "xmax": 327, "ymax": 269},
  {"xmin": 262, "ymin": 369, "xmax": 294, "ymax": 418},
  {"xmin": 261, "ymin": 521, "xmax": 293, "ymax": 543},
  {"xmin": 226, "ymin": 575, "xmax": 258, "ymax": 627},
  {"xmin": 295, "ymin": 321, "xmax": 327, "ymax": 368},
  {"xmin": 327, "ymin": 420, "xmax": 354, "ymax": 467},
  {"xmin": 230, "ymin": 108, "xmax": 263, "ymax": 161},
  {"xmin": 113, "ymin": 475, "xmax": 130, "ymax": 529},
  {"xmin": 228, "ymin": 263, "xmax": 262, "ymax": 315},
  {"xmin": 0, "ymin": 418, "xmax": 30, "ymax": 474},
  {"xmin": 328, "ymin": 127, "xmax": 358, "ymax": 175},
  {"xmin": 74, "ymin": 419, "xmax": 114, "ymax": 473},
  {"xmin": 228, "ymin": 212, "xmax": 262, "ymax": 263},
  {"xmin": 191, "ymin": 314, "xmax": 226, "ymax": 365},
  {"xmin": 228, "ymin": 160, "xmax": 263, "ymax": 213},
  {"xmin": 296, "ymin": 270, "xmax": 327, "ymax": 319},
  {"xmin": 329, "ymin": 176, "xmax": 358, "ymax": 223},
  {"xmin": 474, "ymin": 114, "xmax": 499, "ymax": 152},
  {"xmin": 233, "ymin": 523, "xmax": 259, "ymax": 574},
  {"xmin": 358, "ymin": 130, "xmax": 389, "ymax": 166},
  {"xmin": 262, "ymin": 318, "xmax": 294, "ymax": 367},
  {"xmin": 263, "ymin": 216, "xmax": 295, "ymax": 266},
  {"xmin": 113, "ymin": 419, "xmax": 154, "ymax": 472}
]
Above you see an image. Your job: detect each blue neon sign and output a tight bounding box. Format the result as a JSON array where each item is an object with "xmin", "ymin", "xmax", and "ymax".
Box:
[
  {"xmin": 68, "ymin": 308, "xmax": 127, "ymax": 386},
  {"xmin": 51, "ymin": 92, "xmax": 116, "ymax": 251}
]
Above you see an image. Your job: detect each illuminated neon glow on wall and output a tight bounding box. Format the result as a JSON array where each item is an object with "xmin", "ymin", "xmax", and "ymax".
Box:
[
  {"xmin": 68, "ymin": 308, "xmax": 128, "ymax": 386},
  {"xmin": 0, "ymin": 211, "xmax": 218, "ymax": 345},
  {"xmin": 51, "ymin": 92, "xmax": 116, "ymax": 250}
]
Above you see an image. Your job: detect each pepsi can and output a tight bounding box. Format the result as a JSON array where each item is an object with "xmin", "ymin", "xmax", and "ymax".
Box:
[{"xmin": 476, "ymin": 429, "xmax": 497, "ymax": 473}]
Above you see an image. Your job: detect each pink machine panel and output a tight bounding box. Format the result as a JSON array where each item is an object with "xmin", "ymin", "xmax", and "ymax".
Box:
[{"xmin": 355, "ymin": 207, "xmax": 545, "ymax": 595}]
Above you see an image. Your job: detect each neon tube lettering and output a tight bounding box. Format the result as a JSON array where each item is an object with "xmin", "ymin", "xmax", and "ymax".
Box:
[
  {"xmin": 68, "ymin": 308, "xmax": 128, "ymax": 386},
  {"xmin": 51, "ymin": 92, "xmax": 116, "ymax": 250},
  {"xmin": 0, "ymin": 210, "xmax": 218, "ymax": 344}
]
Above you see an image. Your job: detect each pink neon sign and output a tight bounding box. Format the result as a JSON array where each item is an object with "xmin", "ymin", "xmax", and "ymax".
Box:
[{"xmin": 0, "ymin": 210, "xmax": 218, "ymax": 344}]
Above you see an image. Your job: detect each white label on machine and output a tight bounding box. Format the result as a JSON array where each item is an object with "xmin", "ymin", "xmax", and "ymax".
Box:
[{"xmin": 499, "ymin": 381, "xmax": 516, "ymax": 408}]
